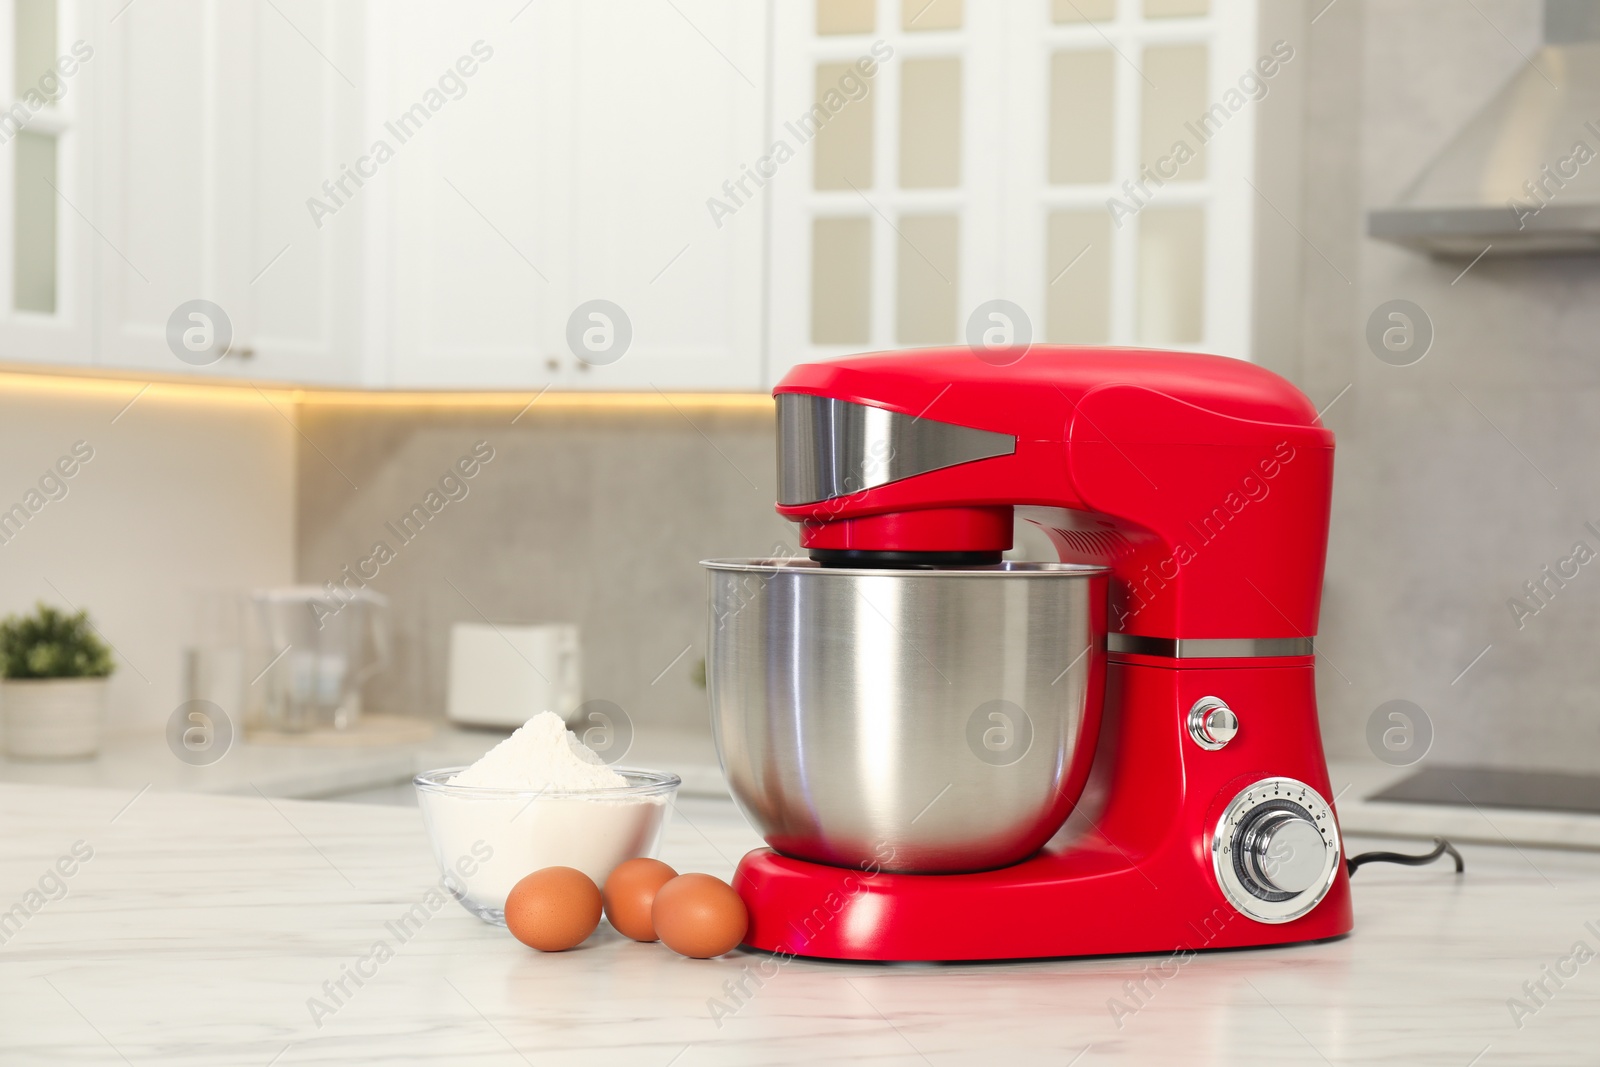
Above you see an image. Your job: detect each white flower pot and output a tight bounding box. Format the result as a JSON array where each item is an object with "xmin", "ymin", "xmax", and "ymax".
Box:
[{"xmin": 2, "ymin": 678, "xmax": 107, "ymax": 760}]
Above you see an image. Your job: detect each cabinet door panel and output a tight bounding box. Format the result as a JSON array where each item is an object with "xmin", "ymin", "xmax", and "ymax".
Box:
[
  {"xmin": 244, "ymin": 0, "xmax": 365, "ymax": 383},
  {"xmin": 384, "ymin": 0, "xmax": 765, "ymax": 391},
  {"xmin": 556, "ymin": 0, "xmax": 764, "ymax": 391},
  {"xmin": 93, "ymin": 0, "xmax": 363, "ymax": 383},
  {"xmin": 382, "ymin": 0, "xmax": 550, "ymax": 387},
  {"xmin": 92, "ymin": 0, "xmax": 214, "ymax": 372}
]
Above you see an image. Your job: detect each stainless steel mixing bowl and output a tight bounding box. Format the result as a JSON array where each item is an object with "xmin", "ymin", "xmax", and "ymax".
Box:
[{"xmin": 704, "ymin": 558, "xmax": 1107, "ymax": 873}]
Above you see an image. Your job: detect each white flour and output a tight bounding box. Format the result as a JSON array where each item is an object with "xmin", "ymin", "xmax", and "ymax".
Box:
[
  {"xmin": 450, "ymin": 711, "xmax": 626, "ymax": 791},
  {"xmin": 421, "ymin": 712, "xmax": 670, "ymax": 919}
]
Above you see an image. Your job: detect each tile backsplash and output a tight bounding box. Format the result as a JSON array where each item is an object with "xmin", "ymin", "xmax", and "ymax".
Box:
[{"xmin": 295, "ymin": 401, "xmax": 786, "ymax": 735}]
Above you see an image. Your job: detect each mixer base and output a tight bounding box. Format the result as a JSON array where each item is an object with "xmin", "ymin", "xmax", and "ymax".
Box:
[{"xmin": 732, "ymin": 845, "xmax": 1353, "ymax": 962}]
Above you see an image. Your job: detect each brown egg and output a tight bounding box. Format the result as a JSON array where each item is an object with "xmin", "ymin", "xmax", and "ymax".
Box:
[
  {"xmin": 503, "ymin": 866, "xmax": 602, "ymax": 952},
  {"xmin": 603, "ymin": 858, "xmax": 679, "ymax": 942},
  {"xmin": 652, "ymin": 873, "xmax": 748, "ymax": 959}
]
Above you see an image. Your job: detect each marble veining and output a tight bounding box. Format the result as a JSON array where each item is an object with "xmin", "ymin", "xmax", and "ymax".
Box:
[{"xmin": 1, "ymin": 782, "xmax": 1598, "ymax": 1065}]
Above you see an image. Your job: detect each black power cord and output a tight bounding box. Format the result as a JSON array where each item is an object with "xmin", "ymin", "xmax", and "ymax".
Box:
[{"xmin": 1346, "ymin": 837, "xmax": 1465, "ymax": 878}]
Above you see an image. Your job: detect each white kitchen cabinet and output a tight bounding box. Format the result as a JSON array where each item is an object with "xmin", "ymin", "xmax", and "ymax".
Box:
[
  {"xmin": 2, "ymin": 0, "xmax": 766, "ymax": 391},
  {"xmin": 91, "ymin": 0, "xmax": 366, "ymax": 384},
  {"xmin": 0, "ymin": 0, "xmax": 96, "ymax": 366},
  {"xmin": 370, "ymin": 2, "xmax": 550, "ymax": 389},
  {"xmin": 551, "ymin": 0, "xmax": 766, "ymax": 391},
  {"xmin": 378, "ymin": 0, "xmax": 766, "ymax": 391}
]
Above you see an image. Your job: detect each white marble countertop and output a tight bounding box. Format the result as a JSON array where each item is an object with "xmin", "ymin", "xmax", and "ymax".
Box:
[
  {"xmin": 12, "ymin": 728, "xmax": 1600, "ymax": 856},
  {"xmin": 4, "ymin": 781, "xmax": 1599, "ymax": 1065}
]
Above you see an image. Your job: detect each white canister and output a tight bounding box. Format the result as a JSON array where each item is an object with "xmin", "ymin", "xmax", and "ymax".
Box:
[{"xmin": 447, "ymin": 623, "xmax": 580, "ymax": 728}]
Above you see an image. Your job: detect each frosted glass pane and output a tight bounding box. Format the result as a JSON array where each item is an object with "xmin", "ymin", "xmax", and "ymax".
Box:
[
  {"xmin": 817, "ymin": 0, "xmax": 875, "ymax": 34},
  {"xmin": 900, "ymin": 58, "xmax": 961, "ymax": 189},
  {"xmin": 813, "ymin": 62, "xmax": 875, "ymax": 190},
  {"xmin": 1144, "ymin": 0, "xmax": 1208, "ymax": 16},
  {"xmin": 1142, "ymin": 44, "xmax": 1208, "ymax": 180},
  {"xmin": 812, "ymin": 217, "xmax": 872, "ymax": 344},
  {"xmin": 1046, "ymin": 210, "xmax": 1111, "ymax": 343},
  {"xmin": 1050, "ymin": 51, "xmax": 1114, "ymax": 184},
  {"xmin": 902, "ymin": 0, "xmax": 962, "ymax": 30},
  {"xmin": 14, "ymin": 0, "xmax": 58, "ymax": 101},
  {"xmin": 1137, "ymin": 207, "xmax": 1204, "ymax": 345},
  {"xmin": 1053, "ymin": 0, "xmax": 1116, "ymax": 23},
  {"xmin": 896, "ymin": 214, "xmax": 958, "ymax": 344},
  {"xmin": 14, "ymin": 131, "xmax": 57, "ymax": 314}
]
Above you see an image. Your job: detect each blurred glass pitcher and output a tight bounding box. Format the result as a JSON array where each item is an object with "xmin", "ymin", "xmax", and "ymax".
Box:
[{"xmin": 251, "ymin": 586, "xmax": 390, "ymax": 732}]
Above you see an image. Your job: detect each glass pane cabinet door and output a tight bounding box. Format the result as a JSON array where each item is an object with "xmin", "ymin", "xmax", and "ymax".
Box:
[
  {"xmin": 769, "ymin": 0, "xmax": 1263, "ymax": 382},
  {"xmin": 10, "ymin": 0, "xmax": 61, "ymax": 315},
  {"xmin": 1052, "ymin": 0, "xmax": 1117, "ymax": 23},
  {"xmin": 782, "ymin": 0, "xmax": 969, "ymax": 368},
  {"xmin": 1047, "ymin": 209, "xmax": 1110, "ymax": 343},
  {"xmin": 814, "ymin": 61, "xmax": 875, "ymax": 189},
  {"xmin": 1144, "ymin": 0, "xmax": 1209, "ymax": 17},
  {"xmin": 13, "ymin": 0, "xmax": 57, "ymax": 99},
  {"xmin": 899, "ymin": 57, "xmax": 961, "ymax": 189},
  {"xmin": 902, "ymin": 0, "xmax": 961, "ymax": 32},
  {"xmin": 1050, "ymin": 50, "xmax": 1114, "ymax": 185},
  {"xmin": 1141, "ymin": 44, "xmax": 1209, "ymax": 179},
  {"xmin": 895, "ymin": 213, "xmax": 957, "ymax": 343},
  {"xmin": 1034, "ymin": 0, "xmax": 1225, "ymax": 354},
  {"xmin": 1137, "ymin": 206, "xmax": 1205, "ymax": 344},
  {"xmin": 12, "ymin": 129, "xmax": 56, "ymax": 314},
  {"xmin": 1, "ymin": 0, "xmax": 92, "ymax": 364},
  {"xmin": 812, "ymin": 216, "xmax": 872, "ymax": 344},
  {"xmin": 817, "ymin": 0, "xmax": 875, "ymax": 35}
]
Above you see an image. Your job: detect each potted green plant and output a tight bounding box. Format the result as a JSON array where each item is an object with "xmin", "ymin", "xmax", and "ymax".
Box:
[{"xmin": 0, "ymin": 603, "xmax": 115, "ymax": 759}]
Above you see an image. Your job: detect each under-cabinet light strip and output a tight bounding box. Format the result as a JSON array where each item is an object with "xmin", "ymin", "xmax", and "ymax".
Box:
[{"xmin": 0, "ymin": 368, "xmax": 774, "ymax": 412}]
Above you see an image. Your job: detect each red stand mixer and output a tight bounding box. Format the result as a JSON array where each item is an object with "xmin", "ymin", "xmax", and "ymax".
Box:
[{"xmin": 704, "ymin": 346, "xmax": 1351, "ymax": 961}]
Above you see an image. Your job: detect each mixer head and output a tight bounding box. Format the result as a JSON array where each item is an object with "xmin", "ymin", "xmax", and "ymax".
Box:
[{"xmin": 771, "ymin": 345, "xmax": 1334, "ymax": 641}]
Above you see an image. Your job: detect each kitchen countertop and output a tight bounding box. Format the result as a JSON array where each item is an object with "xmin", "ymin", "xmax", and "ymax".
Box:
[
  {"xmin": 4, "ymin": 782, "xmax": 1599, "ymax": 1065},
  {"xmin": 10, "ymin": 727, "xmax": 1599, "ymax": 855}
]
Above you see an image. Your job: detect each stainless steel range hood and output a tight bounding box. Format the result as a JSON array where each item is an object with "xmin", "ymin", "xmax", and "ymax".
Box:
[{"xmin": 1368, "ymin": 0, "xmax": 1600, "ymax": 257}]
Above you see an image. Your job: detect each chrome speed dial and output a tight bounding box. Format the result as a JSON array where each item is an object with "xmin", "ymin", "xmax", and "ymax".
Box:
[
  {"xmin": 1240, "ymin": 810, "xmax": 1328, "ymax": 894},
  {"xmin": 1212, "ymin": 777, "xmax": 1341, "ymax": 923}
]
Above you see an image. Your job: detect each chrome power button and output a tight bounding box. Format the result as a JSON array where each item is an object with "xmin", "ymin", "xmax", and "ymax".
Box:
[{"xmin": 1188, "ymin": 696, "xmax": 1239, "ymax": 751}]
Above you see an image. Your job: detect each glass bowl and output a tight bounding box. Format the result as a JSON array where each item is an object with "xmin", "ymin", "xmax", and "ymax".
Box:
[{"xmin": 414, "ymin": 766, "xmax": 680, "ymax": 925}]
